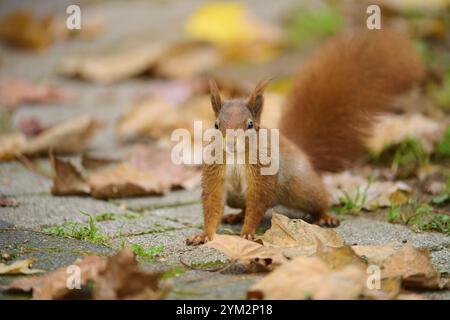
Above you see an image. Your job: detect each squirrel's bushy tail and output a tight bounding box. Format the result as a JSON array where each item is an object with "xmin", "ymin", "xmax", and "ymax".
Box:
[{"xmin": 280, "ymin": 30, "xmax": 424, "ymax": 172}]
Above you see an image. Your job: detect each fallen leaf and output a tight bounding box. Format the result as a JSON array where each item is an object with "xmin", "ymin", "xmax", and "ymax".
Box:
[
  {"xmin": 0, "ymin": 259, "xmax": 44, "ymax": 275},
  {"xmin": 0, "ymin": 80, "xmax": 72, "ymax": 109},
  {"xmin": 0, "ymin": 10, "xmax": 104, "ymax": 51},
  {"xmin": 0, "ymin": 10, "xmax": 53, "ymax": 50},
  {"xmin": 49, "ymin": 151, "xmax": 90, "ymax": 196},
  {"xmin": 185, "ymin": 2, "xmax": 280, "ymax": 62},
  {"xmin": 1, "ymin": 249, "xmax": 169, "ymax": 300},
  {"xmin": 58, "ymin": 44, "xmax": 167, "ymax": 84},
  {"xmin": 260, "ymin": 212, "xmax": 344, "ymax": 258},
  {"xmin": 206, "ymin": 234, "xmax": 288, "ymax": 271},
  {"xmin": 51, "ymin": 144, "xmax": 201, "ymax": 198},
  {"xmin": 18, "ymin": 117, "xmax": 49, "ymax": 138},
  {"xmin": 247, "ymin": 256, "xmax": 366, "ymax": 299},
  {"xmin": 381, "ymin": 242, "xmax": 445, "ymax": 289},
  {"xmin": 22, "ymin": 114, "xmax": 102, "ymax": 156},
  {"xmin": 0, "ymin": 197, "xmax": 19, "ymax": 208},
  {"xmin": 153, "ymin": 43, "xmax": 221, "ymax": 79},
  {"xmin": 352, "ymin": 242, "xmax": 399, "ymax": 265},
  {"xmin": 322, "ymin": 171, "xmax": 412, "ymax": 209},
  {"xmin": 366, "ymin": 113, "xmax": 443, "ymax": 155},
  {"xmin": 426, "ymin": 181, "xmax": 445, "ymax": 195},
  {"xmin": 1, "ymin": 255, "xmax": 103, "ymax": 299},
  {"xmin": 93, "ymin": 249, "xmax": 169, "ymax": 300},
  {"xmin": 0, "ymin": 133, "xmax": 26, "ymax": 160}
]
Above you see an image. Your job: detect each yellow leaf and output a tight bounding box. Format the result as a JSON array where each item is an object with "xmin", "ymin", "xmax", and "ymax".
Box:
[{"xmin": 185, "ymin": 3, "xmax": 261, "ymax": 45}]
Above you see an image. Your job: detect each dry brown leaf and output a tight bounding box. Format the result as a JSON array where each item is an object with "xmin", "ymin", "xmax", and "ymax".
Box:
[
  {"xmin": 2, "ymin": 249, "xmax": 169, "ymax": 300},
  {"xmin": 315, "ymin": 243, "xmax": 367, "ymax": 271},
  {"xmin": 51, "ymin": 144, "xmax": 200, "ymax": 198},
  {"xmin": 322, "ymin": 171, "xmax": 412, "ymax": 209},
  {"xmin": 0, "ymin": 197, "xmax": 19, "ymax": 208},
  {"xmin": 49, "ymin": 151, "xmax": 90, "ymax": 196},
  {"xmin": 116, "ymin": 95, "xmax": 213, "ymax": 142},
  {"xmin": 0, "ymin": 80, "xmax": 72, "ymax": 108},
  {"xmin": 0, "ymin": 10, "xmax": 53, "ymax": 50},
  {"xmin": 260, "ymin": 212, "xmax": 344, "ymax": 258},
  {"xmin": 2, "ymin": 255, "xmax": 103, "ymax": 299},
  {"xmin": 366, "ymin": 113, "xmax": 443, "ymax": 155},
  {"xmin": 58, "ymin": 44, "xmax": 167, "ymax": 84},
  {"xmin": 381, "ymin": 242, "xmax": 445, "ymax": 289},
  {"xmin": 154, "ymin": 43, "xmax": 221, "ymax": 79},
  {"xmin": 352, "ymin": 242, "xmax": 399, "ymax": 266},
  {"xmin": 206, "ymin": 234, "xmax": 288, "ymax": 271},
  {"xmin": 22, "ymin": 115, "xmax": 102, "ymax": 156},
  {"xmin": 92, "ymin": 249, "xmax": 169, "ymax": 300},
  {"xmin": 117, "ymin": 88, "xmax": 283, "ymax": 142},
  {"xmin": 0, "ymin": 259, "xmax": 44, "ymax": 275},
  {"xmin": 247, "ymin": 256, "xmax": 366, "ymax": 300},
  {"xmin": 0, "ymin": 10, "xmax": 104, "ymax": 51},
  {"xmin": 0, "ymin": 133, "xmax": 26, "ymax": 160}
]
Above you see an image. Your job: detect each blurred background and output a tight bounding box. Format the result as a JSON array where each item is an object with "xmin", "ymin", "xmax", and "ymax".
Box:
[{"xmin": 0, "ymin": 0, "xmax": 449, "ymax": 214}]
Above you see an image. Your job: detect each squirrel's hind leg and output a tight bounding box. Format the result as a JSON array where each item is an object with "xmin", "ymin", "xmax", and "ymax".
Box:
[{"xmin": 278, "ymin": 171, "xmax": 340, "ymax": 228}]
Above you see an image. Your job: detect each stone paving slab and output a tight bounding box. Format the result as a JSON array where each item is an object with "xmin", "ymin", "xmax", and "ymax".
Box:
[
  {"xmin": 97, "ymin": 213, "xmax": 186, "ymax": 238},
  {"xmin": 110, "ymin": 228, "xmax": 228, "ymax": 267},
  {"xmin": 0, "ymin": 160, "xmax": 52, "ymax": 196},
  {"xmin": 0, "ymin": 194, "xmax": 133, "ymax": 229},
  {"xmin": 0, "ymin": 227, "xmax": 113, "ymax": 299},
  {"xmin": 112, "ymin": 188, "xmax": 202, "ymax": 213},
  {"xmin": 168, "ymin": 271, "xmax": 260, "ymax": 300}
]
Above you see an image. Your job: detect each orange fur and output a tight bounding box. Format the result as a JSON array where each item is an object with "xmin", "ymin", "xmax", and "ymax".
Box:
[
  {"xmin": 280, "ymin": 29, "xmax": 424, "ymax": 172},
  {"xmin": 186, "ymin": 31, "xmax": 424, "ymax": 244}
]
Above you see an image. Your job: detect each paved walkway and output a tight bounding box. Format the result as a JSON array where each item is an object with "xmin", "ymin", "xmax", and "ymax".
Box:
[{"xmin": 0, "ymin": 0, "xmax": 449, "ymax": 300}]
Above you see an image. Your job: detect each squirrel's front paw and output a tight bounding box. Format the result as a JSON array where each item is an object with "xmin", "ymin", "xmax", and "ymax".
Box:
[
  {"xmin": 186, "ymin": 233, "xmax": 209, "ymax": 246},
  {"xmin": 316, "ymin": 212, "xmax": 340, "ymax": 228},
  {"xmin": 241, "ymin": 233, "xmax": 257, "ymax": 241}
]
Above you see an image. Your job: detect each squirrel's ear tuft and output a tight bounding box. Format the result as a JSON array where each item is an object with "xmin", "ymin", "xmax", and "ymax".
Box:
[
  {"xmin": 247, "ymin": 80, "xmax": 269, "ymax": 120},
  {"xmin": 209, "ymin": 79, "xmax": 222, "ymax": 115}
]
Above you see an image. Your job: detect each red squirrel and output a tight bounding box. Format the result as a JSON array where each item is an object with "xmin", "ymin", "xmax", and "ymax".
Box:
[{"xmin": 186, "ymin": 30, "xmax": 424, "ymax": 245}]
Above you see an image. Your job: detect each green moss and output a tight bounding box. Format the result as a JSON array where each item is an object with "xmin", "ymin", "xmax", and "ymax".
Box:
[
  {"xmin": 162, "ymin": 266, "xmax": 186, "ymax": 280},
  {"xmin": 190, "ymin": 260, "xmax": 228, "ymax": 269},
  {"xmin": 130, "ymin": 244, "xmax": 164, "ymax": 259}
]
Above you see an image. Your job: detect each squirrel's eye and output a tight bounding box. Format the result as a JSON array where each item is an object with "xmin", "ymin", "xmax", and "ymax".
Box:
[
  {"xmin": 247, "ymin": 121, "xmax": 254, "ymax": 129},
  {"xmin": 214, "ymin": 122, "xmax": 219, "ymax": 129}
]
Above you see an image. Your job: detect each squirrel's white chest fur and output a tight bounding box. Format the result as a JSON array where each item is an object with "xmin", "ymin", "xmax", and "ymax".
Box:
[{"xmin": 224, "ymin": 164, "xmax": 247, "ymax": 196}]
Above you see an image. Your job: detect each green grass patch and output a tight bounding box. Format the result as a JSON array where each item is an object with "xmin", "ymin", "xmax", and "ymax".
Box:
[
  {"xmin": 387, "ymin": 199, "xmax": 449, "ymax": 235},
  {"xmin": 391, "ymin": 137, "xmax": 428, "ymax": 178},
  {"xmin": 94, "ymin": 212, "xmax": 118, "ymax": 222},
  {"xmin": 42, "ymin": 212, "xmax": 107, "ymax": 244},
  {"xmin": 429, "ymin": 71, "xmax": 450, "ymax": 110},
  {"xmin": 332, "ymin": 177, "xmax": 372, "ymax": 214},
  {"xmin": 436, "ymin": 125, "xmax": 450, "ymax": 158},
  {"xmin": 285, "ymin": 4, "xmax": 342, "ymax": 46}
]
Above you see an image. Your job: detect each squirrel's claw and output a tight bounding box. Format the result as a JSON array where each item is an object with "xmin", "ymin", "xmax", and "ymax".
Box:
[
  {"xmin": 186, "ymin": 233, "xmax": 208, "ymax": 246},
  {"xmin": 241, "ymin": 233, "xmax": 257, "ymax": 241},
  {"xmin": 316, "ymin": 213, "xmax": 340, "ymax": 228}
]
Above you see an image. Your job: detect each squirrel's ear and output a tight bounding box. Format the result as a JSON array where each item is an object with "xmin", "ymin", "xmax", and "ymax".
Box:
[
  {"xmin": 209, "ymin": 79, "xmax": 222, "ymax": 115},
  {"xmin": 247, "ymin": 80, "xmax": 269, "ymax": 120}
]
